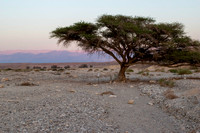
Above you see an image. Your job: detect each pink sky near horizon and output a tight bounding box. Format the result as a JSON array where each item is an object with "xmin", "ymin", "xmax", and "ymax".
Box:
[
  {"xmin": 0, "ymin": 50, "xmax": 84, "ymax": 55},
  {"xmin": 0, "ymin": 0, "xmax": 199, "ymax": 52}
]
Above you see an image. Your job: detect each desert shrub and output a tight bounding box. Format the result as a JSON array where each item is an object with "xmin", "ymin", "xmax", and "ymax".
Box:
[
  {"xmin": 163, "ymin": 89, "xmax": 179, "ymax": 99},
  {"xmin": 33, "ymin": 66, "xmax": 40, "ymax": 69},
  {"xmin": 34, "ymin": 69, "xmax": 40, "ymax": 72},
  {"xmin": 64, "ymin": 65, "xmax": 70, "ymax": 69},
  {"xmin": 169, "ymin": 69, "xmax": 179, "ymax": 73},
  {"xmin": 79, "ymin": 64, "xmax": 88, "ymax": 68},
  {"xmin": 19, "ymin": 82, "xmax": 36, "ymax": 86},
  {"xmin": 177, "ymin": 69, "xmax": 192, "ymax": 75},
  {"xmin": 137, "ymin": 70, "xmax": 149, "ymax": 76},
  {"xmin": 14, "ymin": 69, "xmax": 31, "ymax": 72},
  {"xmin": 94, "ymin": 69, "xmax": 99, "ymax": 72},
  {"xmin": 66, "ymin": 72, "xmax": 70, "ymax": 74},
  {"xmin": 4, "ymin": 68, "xmax": 12, "ymax": 71},
  {"xmin": 158, "ymin": 78, "xmax": 175, "ymax": 88},
  {"xmin": 90, "ymin": 65, "xmax": 93, "ymax": 68},
  {"xmin": 26, "ymin": 66, "xmax": 30, "ymax": 69},
  {"xmin": 169, "ymin": 68, "xmax": 192, "ymax": 75},
  {"xmin": 126, "ymin": 69, "xmax": 134, "ymax": 72},
  {"xmin": 58, "ymin": 68, "xmax": 64, "ymax": 72},
  {"xmin": 103, "ymin": 68, "xmax": 108, "ymax": 71},
  {"xmin": 51, "ymin": 65, "xmax": 58, "ymax": 69},
  {"xmin": 88, "ymin": 69, "xmax": 93, "ymax": 72}
]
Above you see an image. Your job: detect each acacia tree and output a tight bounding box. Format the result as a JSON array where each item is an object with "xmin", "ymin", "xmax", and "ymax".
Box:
[{"xmin": 51, "ymin": 15, "xmax": 199, "ymax": 81}]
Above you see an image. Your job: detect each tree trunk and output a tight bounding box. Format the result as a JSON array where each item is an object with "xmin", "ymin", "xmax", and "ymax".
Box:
[{"xmin": 116, "ymin": 64, "xmax": 129, "ymax": 82}]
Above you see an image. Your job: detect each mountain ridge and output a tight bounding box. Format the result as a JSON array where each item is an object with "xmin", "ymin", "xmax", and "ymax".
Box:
[{"xmin": 0, "ymin": 50, "xmax": 113, "ymax": 63}]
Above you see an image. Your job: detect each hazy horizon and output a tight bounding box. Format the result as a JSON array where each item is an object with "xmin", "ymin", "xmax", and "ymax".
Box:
[{"xmin": 1, "ymin": 0, "xmax": 200, "ymax": 52}]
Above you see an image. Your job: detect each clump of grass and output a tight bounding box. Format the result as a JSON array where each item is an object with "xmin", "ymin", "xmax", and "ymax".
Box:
[
  {"xmin": 169, "ymin": 69, "xmax": 178, "ymax": 73},
  {"xmin": 126, "ymin": 69, "xmax": 134, "ymax": 72},
  {"xmin": 163, "ymin": 89, "xmax": 179, "ymax": 99},
  {"xmin": 158, "ymin": 78, "xmax": 175, "ymax": 88},
  {"xmin": 169, "ymin": 68, "xmax": 192, "ymax": 75},
  {"xmin": 137, "ymin": 70, "xmax": 149, "ymax": 76},
  {"xmin": 178, "ymin": 69, "xmax": 192, "ymax": 75}
]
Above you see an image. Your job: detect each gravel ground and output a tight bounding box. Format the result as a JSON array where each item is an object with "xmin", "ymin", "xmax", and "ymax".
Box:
[{"xmin": 0, "ymin": 67, "xmax": 200, "ymax": 133}]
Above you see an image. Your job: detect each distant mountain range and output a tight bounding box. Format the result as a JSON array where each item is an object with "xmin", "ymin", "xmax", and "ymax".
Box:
[{"xmin": 0, "ymin": 50, "xmax": 113, "ymax": 63}]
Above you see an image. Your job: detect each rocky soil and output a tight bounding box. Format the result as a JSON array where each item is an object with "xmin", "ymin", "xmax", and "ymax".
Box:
[{"xmin": 0, "ymin": 64, "xmax": 200, "ymax": 133}]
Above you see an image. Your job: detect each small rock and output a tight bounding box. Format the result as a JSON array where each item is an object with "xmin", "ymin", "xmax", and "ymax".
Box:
[
  {"xmin": 109, "ymin": 95, "xmax": 117, "ymax": 98},
  {"xmin": 149, "ymin": 80, "xmax": 156, "ymax": 83},
  {"xmin": 130, "ymin": 85, "xmax": 134, "ymax": 88},
  {"xmin": 128, "ymin": 100, "xmax": 134, "ymax": 104},
  {"xmin": 0, "ymin": 84, "xmax": 4, "ymax": 88},
  {"xmin": 68, "ymin": 89, "xmax": 75, "ymax": 93},
  {"xmin": 148, "ymin": 102, "xmax": 154, "ymax": 106}
]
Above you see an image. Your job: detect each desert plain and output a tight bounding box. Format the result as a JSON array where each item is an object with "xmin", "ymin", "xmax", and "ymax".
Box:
[{"xmin": 0, "ymin": 62, "xmax": 199, "ymax": 133}]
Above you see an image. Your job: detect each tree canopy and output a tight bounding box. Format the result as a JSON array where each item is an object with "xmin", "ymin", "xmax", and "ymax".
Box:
[{"xmin": 51, "ymin": 14, "xmax": 200, "ymax": 81}]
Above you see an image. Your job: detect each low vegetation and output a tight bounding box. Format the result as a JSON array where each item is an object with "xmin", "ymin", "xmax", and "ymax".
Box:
[
  {"xmin": 79, "ymin": 64, "xmax": 88, "ymax": 68},
  {"xmin": 19, "ymin": 82, "xmax": 37, "ymax": 86},
  {"xmin": 169, "ymin": 68, "xmax": 192, "ymax": 75},
  {"xmin": 158, "ymin": 78, "xmax": 175, "ymax": 88},
  {"xmin": 126, "ymin": 69, "xmax": 134, "ymax": 72},
  {"xmin": 163, "ymin": 89, "xmax": 179, "ymax": 99}
]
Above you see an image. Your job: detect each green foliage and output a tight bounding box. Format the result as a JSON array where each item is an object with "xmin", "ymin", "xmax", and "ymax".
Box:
[
  {"xmin": 51, "ymin": 14, "xmax": 200, "ymax": 81},
  {"xmin": 169, "ymin": 68, "xmax": 192, "ymax": 75},
  {"xmin": 169, "ymin": 69, "xmax": 179, "ymax": 73},
  {"xmin": 126, "ymin": 69, "xmax": 134, "ymax": 72},
  {"xmin": 177, "ymin": 69, "xmax": 192, "ymax": 75},
  {"xmin": 164, "ymin": 51, "xmax": 200, "ymax": 64}
]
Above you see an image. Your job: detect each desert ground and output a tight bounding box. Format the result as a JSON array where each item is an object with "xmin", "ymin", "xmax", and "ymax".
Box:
[{"xmin": 0, "ymin": 63, "xmax": 199, "ymax": 133}]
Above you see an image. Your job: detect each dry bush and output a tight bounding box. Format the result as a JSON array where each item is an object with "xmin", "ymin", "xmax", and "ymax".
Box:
[
  {"xmin": 87, "ymin": 69, "xmax": 93, "ymax": 72},
  {"xmin": 163, "ymin": 89, "xmax": 179, "ymax": 99},
  {"xmin": 158, "ymin": 78, "xmax": 175, "ymax": 88},
  {"xmin": 100, "ymin": 91, "xmax": 115, "ymax": 96},
  {"xmin": 19, "ymin": 82, "xmax": 36, "ymax": 86}
]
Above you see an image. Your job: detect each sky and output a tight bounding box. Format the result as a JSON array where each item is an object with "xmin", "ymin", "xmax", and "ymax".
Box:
[{"xmin": 0, "ymin": 0, "xmax": 200, "ymax": 51}]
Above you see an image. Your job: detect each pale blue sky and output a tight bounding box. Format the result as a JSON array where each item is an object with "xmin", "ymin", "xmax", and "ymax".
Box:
[{"xmin": 0, "ymin": 0, "xmax": 200, "ymax": 51}]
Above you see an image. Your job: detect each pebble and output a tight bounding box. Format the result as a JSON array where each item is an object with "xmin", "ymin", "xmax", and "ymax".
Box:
[
  {"xmin": 109, "ymin": 95, "xmax": 117, "ymax": 98},
  {"xmin": 148, "ymin": 102, "xmax": 154, "ymax": 106},
  {"xmin": 128, "ymin": 100, "xmax": 134, "ymax": 104}
]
